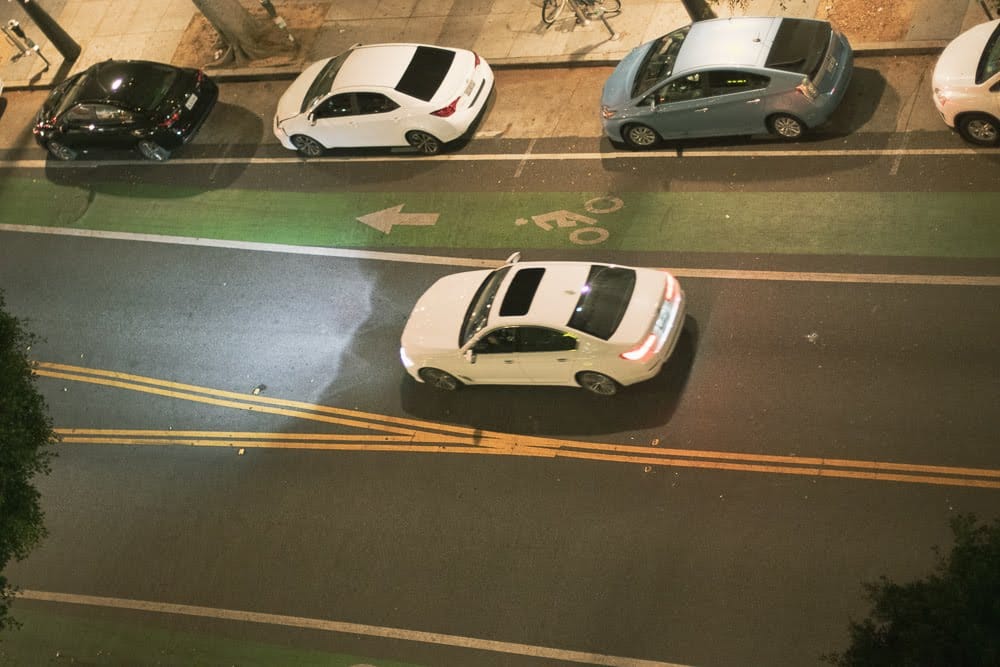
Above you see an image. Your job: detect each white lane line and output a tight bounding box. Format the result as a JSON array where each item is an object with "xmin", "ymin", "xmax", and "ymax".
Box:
[
  {"xmin": 3, "ymin": 224, "xmax": 998, "ymax": 286},
  {"xmin": 19, "ymin": 590, "xmax": 691, "ymax": 667},
  {"xmin": 0, "ymin": 146, "xmax": 984, "ymax": 169}
]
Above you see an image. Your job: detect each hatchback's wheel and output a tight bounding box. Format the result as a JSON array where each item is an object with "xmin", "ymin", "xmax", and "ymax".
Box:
[
  {"xmin": 291, "ymin": 134, "xmax": 325, "ymax": 157},
  {"xmin": 957, "ymin": 113, "xmax": 1000, "ymax": 146},
  {"xmin": 768, "ymin": 113, "xmax": 805, "ymax": 139},
  {"xmin": 419, "ymin": 367, "xmax": 463, "ymax": 391},
  {"xmin": 138, "ymin": 140, "xmax": 171, "ymax": 161},
  {"xmin": 622, "ymin": 124, "xmax": 659, "ymax": 149},
  {"xmin": 47, "ymin": 140, "xmax": 77, "ymax": 161},
  {"xmin": 576, "ymin": 371, "xmax": 619, "ymax": 396},
  {"xmin": 406, "ymin": 130, "xmax": 442, "ymax": 155}
]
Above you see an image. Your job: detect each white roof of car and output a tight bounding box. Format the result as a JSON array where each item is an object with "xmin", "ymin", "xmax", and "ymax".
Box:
[
  {"xmin": 673, "ymin": 17, "xmax": 780, "ymax": 73},
  {"xmin": 334, "ymin": 43, "xmax": 439, "ymax": 90}
]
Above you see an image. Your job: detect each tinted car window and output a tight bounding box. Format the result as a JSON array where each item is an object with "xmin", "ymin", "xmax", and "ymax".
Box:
[
  {"xmin": 461, "ymin": 266, "xmax": 512, "ymax": 346},
  {"xmin": 92, "ymin": 62, "xmax": 177, "ymax": 110},
  {"xmin": 315, "ymin": 94, "xmax": 353, "ymax": 119},
  {"xmin": 977, "ymin": 22, "xmax": 1000, "ymax": 83},
  {"xmin": 396, "ymin": 46, "xmax": 456, "ymax": 102},
  {"xmin": 765, "ymin": 18, "xmax": 831, "ymax": 78},
  {"xmin": 567, "ymin": 265, "xmax": 636, "ymax": 340},
  {"xmin": 653, "ymin": 73, "xmax": 704, "ymax": 104},
  {"xmin": 499, "ymin": 267, "xmax": 545, "ymax": 316},
  {"xmin": 303, "ymin": 52, "xmax": 350, "ymax": 112},
  {"xmin": 475, "ymin": 327, "xmax": 517, "ymax": 354},
  {"xmin": 356, "ymin": 93, "xmax": 399, "ymax": 114},
  {"xmin": 707, "ymin": 71, "xmax": 770, "ymax": 95},
  {"xmin": 633, "ymin": 26, "xmax": 690, "ymax": 98},
  {"xmin": 518, "ymin": 327, "xmax": 577, "ymax": 352}
]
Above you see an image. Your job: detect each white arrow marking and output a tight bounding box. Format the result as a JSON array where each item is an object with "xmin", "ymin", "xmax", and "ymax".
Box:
[{"xmin": 356, "ymin": 205, "xmax": 439, "ymax": 234}]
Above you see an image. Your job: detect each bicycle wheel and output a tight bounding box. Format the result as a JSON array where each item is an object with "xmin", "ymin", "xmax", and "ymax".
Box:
[
  {"xmin": 598, "ymin": 0, "xmax": 621, "ymax": 17},
  {"xmin": 542, "ymin": 0, "xmax": 565, "ymax": 25}
]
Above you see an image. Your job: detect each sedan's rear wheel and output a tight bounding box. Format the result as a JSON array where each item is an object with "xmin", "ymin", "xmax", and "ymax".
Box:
[
  {"xmin": 291, "ymin": 134, "xmax": 325, "ymax": 157},
  {"xmin": 47, "ymin": 140, "xmax": 77, "ymax": 161},
  {"xmin": 419, "ymin": 367, "xmax": 463, "ymax": 391},
  {"xmin": 622, "ymin": 124, "xmax": 659, "ymax": 150},
  {"xmin": 576, "ymin": 371, "xmax": 619, "ymax": 396},
  {"xmin": 406, "ymin": 130, "xmax": 442, "ymax": 155},
  {"xmin": 767, "ymin": 113, "xmax": 805, "ymax": 139},
  {"xmin": 957, "ymin": 113, "xmax": 1000, "ymax": 146},
  {"xmin": 138, "ymin": 140, "xmax": 171, "ymax": 161}
]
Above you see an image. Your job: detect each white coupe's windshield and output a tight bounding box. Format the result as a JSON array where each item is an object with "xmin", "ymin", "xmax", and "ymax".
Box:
[
  {"xmin": 632, "ymin": 26, "xmax": 690, "ymax": 98},
  {"xmin": 460, "ymin": 266, "xmax": 512, "ymax": 346}
]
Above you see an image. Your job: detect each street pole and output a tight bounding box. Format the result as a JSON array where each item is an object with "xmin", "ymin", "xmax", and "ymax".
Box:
[{"xmin": 11, "ymin": 0, "xmax": 80, "ymax": 62}]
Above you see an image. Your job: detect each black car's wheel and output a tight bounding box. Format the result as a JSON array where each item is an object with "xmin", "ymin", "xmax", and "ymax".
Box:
[
  {"xmin": 622, "ymin": 124, "xmax": 660, "ymax": 150},
  {"xmin": 46, "ymin": 140, "xmax": 77, "ymax": 161},
  {"xmin": 406, "ymin": 130, "xmax": 442, "ymax": 155},
  {"xmin": 576, "ymin": 371, "xmax": 619, "ymax": 396},
  {"xmin": 418, "ymin": 367, "xmax": 462, "ymax": 391},
  {"xmin": 957, "ymin": 113, "xmax": 1000, "ymax": 146},
  {"xmin": 291, "ymin": 134, "xmax": 325, "ymax": 157},
  {"xmin": 767, "ymin": 113, "xmax": 805, "ymax": 139},
  {"xmin": 138, "ymin": 140, "xmax": 172, "ymax": 161}
]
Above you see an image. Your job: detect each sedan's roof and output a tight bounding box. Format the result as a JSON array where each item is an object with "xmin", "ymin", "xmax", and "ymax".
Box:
[
  {"xmin": 673, "ymin": 17, "xmax": 780, "ymax": 73},
  {"xmin": 335, "ymin": 43, "xmax": 457, "ymax": 100}
]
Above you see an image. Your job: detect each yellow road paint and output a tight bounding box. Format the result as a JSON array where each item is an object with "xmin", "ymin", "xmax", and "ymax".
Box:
[{"xmin": 40, "ymin": 362, "xmax": 1000, "ymax": 490}]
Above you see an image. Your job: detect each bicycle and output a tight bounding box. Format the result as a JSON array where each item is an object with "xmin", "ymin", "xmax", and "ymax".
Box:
[{"xmin": 542, "ymin": 0, "xmax": 621, "ymax": 26}]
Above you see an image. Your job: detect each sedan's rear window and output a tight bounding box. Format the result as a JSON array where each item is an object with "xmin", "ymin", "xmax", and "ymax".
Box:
[
  {"xmin": 765, "ymin": 19, "xmax": 831, "ymax": 78},
  {"xmin": 396, "ymin": 46, "xmax": 456, "ymax": 102},
  {"xmin": 977, "ymin": 22, "xmax": 1000, "ymax": 84},
  {"xmin": 567, "ymin": 266, "xmax": 636, "ymax": 340}
]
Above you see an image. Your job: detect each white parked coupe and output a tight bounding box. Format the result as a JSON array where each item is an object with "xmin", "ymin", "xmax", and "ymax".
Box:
[
  {"xmin": 400, "ymin": 254, "xmax": 686, "ymax": 396},
  {"xmin": 273, "ymin": 43, "xmax": 494, "ymax": 156}
]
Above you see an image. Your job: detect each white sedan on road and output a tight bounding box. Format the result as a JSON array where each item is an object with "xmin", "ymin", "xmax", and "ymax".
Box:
[
  {"xmin": 400, "ymin": 254, "xmax": 686, "ymax": 396},
  {"xmin": 273, "ymin": 43, "xmax": 494, "ymax": 156},
  {"xmin": 932, "ymin": 18, "xmax": 1000, "ymax": 146}
]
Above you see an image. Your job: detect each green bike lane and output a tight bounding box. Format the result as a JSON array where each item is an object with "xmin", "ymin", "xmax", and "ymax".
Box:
[{"xmin": 3, "ymin": 174, "xmax": 1000, "ymax": 260}]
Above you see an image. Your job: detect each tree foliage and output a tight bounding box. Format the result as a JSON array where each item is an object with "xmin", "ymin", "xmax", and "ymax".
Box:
[
  {"xmin": 0, "ymin": 290, "xmax": 56, "ymax": 633},
  {"xmin": 825, "ymin": 514, "xmax": 1000, "ymax": 666}
]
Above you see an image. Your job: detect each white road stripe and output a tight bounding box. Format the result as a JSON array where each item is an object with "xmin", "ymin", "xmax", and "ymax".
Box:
[
  {"xmin": 2, "ymin": 224, "xmax": 998, "ymax": 286},
  {"xmin": 19, "ymin": 590, "xmax": 691, "ymax": 667},
  {"xmin": 0, "ymin": 146, "xmax": 984, "ymax": 169}
]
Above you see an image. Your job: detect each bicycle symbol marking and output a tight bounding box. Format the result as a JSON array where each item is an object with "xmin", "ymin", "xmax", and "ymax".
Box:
[{"xmin": 514, "ymin": 196, "xmax": 623, "ymax": 246}]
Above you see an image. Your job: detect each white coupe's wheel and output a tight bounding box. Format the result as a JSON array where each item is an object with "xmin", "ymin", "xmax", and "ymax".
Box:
[
  {"xmin": 958, "ymin": 113, "xmax": 1000, "ymax": 146},
  {"xmin": 406, "ymin": 130, "xmax": 442, "ymax": 155},
  {"xmin": 291, "ymin": 134, "xmax": 325, "ymax": 157},
  {"xmin": 577, "ymin": 371, "xmax": 619, "ymax": 396},
  {"xmin": 419, "ymin": 367, "xmax": 462, "ymax": 391}
]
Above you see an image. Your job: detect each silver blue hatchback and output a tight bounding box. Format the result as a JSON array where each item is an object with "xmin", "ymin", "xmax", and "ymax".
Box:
[{"xmin": 601, "ymin": 17, "xmax": 853, "ymax": 148}]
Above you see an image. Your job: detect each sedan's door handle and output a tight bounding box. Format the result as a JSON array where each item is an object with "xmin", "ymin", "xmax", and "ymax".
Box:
[{"xmin": 746, "ymin": 98, "xmax": 761, "ymax": 104}]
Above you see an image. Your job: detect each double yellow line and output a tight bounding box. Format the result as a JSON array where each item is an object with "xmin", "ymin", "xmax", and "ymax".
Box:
[{"xmin": 36, "ymin": 361, "xmax": 1000, "ymax": 490}]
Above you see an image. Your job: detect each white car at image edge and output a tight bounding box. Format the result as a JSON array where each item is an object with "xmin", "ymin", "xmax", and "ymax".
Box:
[
  {"xmin": 932, "ymin": 18, "xmax": 1000, "ymax": 146},
  {"xmin": 400, "ymin": 253, "xmax": 686, "ymax": 396},
  {"xmin": 273, "ymin": 43, "xmax": 494, "ymax": 156}
]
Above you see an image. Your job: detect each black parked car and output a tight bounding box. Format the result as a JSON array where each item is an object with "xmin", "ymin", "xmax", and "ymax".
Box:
[{"xmin": 33, "ymin": 60, "xmax": 218, "ymax": 161}]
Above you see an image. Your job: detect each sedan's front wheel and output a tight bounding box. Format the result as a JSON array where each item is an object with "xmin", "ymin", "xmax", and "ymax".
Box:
[
  {"xmin": 291, "ymin": 134, "xmax": 325, "ymax": 157},
  {"xmin": 957, "ymin": 113, "xmax": 1000, "ymax": 146},
  {"xmin": 406, "ymin": 130, "xmax": 442, "ymax": 155},
  {"xmin": 138, "ymin": 140, "xmax": 171, "ymax": 161},
  {"xmin": 577, "ymin": 371, "xmax": 619, "ymax": 396},
  {"xmin": 419, "ymin": 367, "xmax": 463, "ymax": 391},
  {"xmin": 622, "ymin": 124, "xmax": 660, "ymax": 150},
  {"xmin": 767, "ymin": 113, "xmax": 805, "ymax": 139},
  {"xmin": 46, "ymin": 140, "xmax": 77, "ymax": 161}
]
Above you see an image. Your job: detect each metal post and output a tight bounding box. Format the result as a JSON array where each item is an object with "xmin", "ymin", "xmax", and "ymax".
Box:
[{"xmin": 11, "ymin": 0, "xmax": 80, "ymax": 62}]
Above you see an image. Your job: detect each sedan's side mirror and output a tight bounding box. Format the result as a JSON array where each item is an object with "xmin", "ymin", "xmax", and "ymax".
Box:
[
  {"xmin": 464, "ymin": 349, "xmax": 477, "ymax": 364},
  {"xmin": 307, "ymin": 112, "xmax": 316, "ymax": 126}
]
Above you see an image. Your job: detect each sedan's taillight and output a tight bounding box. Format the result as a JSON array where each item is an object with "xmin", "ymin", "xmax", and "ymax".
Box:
[
  {"xmin": 159, "ymin": 110, "xmax": 181, "ymax": 128},
  {"xmin": 473, "ymin": 52, "xmax": 481, "ymax": 67},
  {"xmin": 796, "ymin": 77, "xmax": 818, "ymax": 101},
  {"xmin": 601, "ymin": 105, "xmax": 615, "ymax": 120},
  {"xmin": 620, "ymin": 334, "xmax": 657, "ymax": 362},
  {"xmin": 431, "ymin": 97, "xmax": 460, "ymax": 117}
]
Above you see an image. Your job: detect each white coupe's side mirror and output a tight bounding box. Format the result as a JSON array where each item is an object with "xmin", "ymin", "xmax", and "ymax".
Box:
[{"xmin": 464, "ymin": 349, "xmax": 477, "ymax": 364}]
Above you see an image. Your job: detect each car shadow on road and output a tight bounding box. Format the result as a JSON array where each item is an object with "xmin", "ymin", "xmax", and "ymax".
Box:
[{"xmin": 399, "ymin": 318, "xmax": 699, "ymax": 437}]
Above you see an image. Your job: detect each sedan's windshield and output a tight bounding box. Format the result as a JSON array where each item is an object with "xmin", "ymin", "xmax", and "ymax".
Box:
[
  {"xmin": 632, "ymin": 26, "xmax": 690, "ymax": 98},
  {"xmin": 977, "ymin": 22, "xmax": 1000, "ymax": 83},
  {"xmin": 303, "ymin": 52, "xmax": 350, "ymax": 112},
  {"xmin": 460, "ymin": 266, "xmax": 512, "ymax": 346}
]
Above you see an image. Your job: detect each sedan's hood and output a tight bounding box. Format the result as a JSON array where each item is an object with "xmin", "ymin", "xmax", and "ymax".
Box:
[
  {"xmin": 601, "ymin": 39, "xmax": 657, "ymax": 107},
  {"xmin": 401, "ymin": 270, "xmax": 492, "ymax": 353},
  {"xmin": 933, "ymin": 20, "xmax": 998, "ymax": 89},
  {"xmin": 275, "ymin": 57, "xmax": 332, "ymax": 123}
]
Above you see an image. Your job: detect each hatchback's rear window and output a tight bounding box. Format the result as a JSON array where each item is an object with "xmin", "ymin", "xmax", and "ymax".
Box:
[
  {"xmin": 765, "ymin": 19, "xmax": 831, "ymax": 78},
  {"xmin": 567, "ymin": 266, "xmax": 636, "ymax": 340},
  {"xmin": 396, "ymin": 46, "xmax": 456, "ymax": 101}
]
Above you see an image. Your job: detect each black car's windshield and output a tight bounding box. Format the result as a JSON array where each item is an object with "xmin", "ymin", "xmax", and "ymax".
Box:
[
  {"xmin": 47, "ymin": 73, "xmax": 90, "ymax": 119},
  {"xmin": 567, "ymin": 265, "xmax": 636, "ymax": 340},
  {"xmin": 460, "ymin": 266, "xmax": 512, "ymax": 346},
  {"xmin": 303, "ymin": 52, "xmax": 350, "ymax": 112},
  {"xmin": 632, "ymin": 26, "xmax": 690, "ymax": 98},
  {"xmin": 977, "ymin": 22, "xmax": 1000, "ymax": 83}
]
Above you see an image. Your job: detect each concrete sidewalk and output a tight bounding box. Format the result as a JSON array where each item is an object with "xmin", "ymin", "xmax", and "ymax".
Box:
[{"xmin": 0, "ymin": 0, "xmax": 993, "ymax": 90}]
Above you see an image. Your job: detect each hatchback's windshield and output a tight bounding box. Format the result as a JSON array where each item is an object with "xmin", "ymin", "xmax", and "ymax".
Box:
[
  {"xmin": 977, "ymin": 22, "xmax": 1000, "ymax": 83},
  {"xmin": 460, "ymin": 266, "xmax": 512, "ymax": 346},
  {"xmin": 303, "ymin": 52, "xmax": 350, "ymax": 112},
  {"xmin": 567, "ymin": 265, "xmax": 636, "ymax": 340},
  {"xmin": 632, "ymin": 26, "xmax": 690, "ymax": 98}
]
